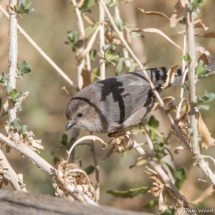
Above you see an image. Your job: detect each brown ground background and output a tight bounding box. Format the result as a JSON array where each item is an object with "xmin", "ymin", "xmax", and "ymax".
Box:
[{"xmin": 0, "ymin": 0, "xmax": 215, "ymax": 214}]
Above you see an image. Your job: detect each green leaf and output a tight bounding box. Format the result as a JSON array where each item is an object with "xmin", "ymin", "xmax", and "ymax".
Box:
[
  {"xmin": 7, "ymin": 86, "xmax": 13, "ymax": 95},
  {"xmin": 89, "ymin": 49, "xmax": 97, "ymax": 62},
  {"xmin": 13, "ymin": 118, "xmax": 20, "ymax": 127},
  {"xmin": 91, "ymin": 67, "xmax": 100, "ymax": 82},
  {"xmin": 60, "ymin": 134, "xmax": 68, "ymax": 146},
  {"xmin": 18, "ymin": 60, "xmax": 32, "ymax": 76},
  {"xmin": 80, "ymin": 0, "xmax": 96, "ymax": 12},
  {"xmin": 53, "ymin": 157, "xmax": 60, "ymax": 165},
  {"xmin": 0, "ymin": 70, "xmax": 7, "ymax": 86},
  {"xmin": 129, "ymin": 32, "xmax": 145, "ymax": 39},
  {"xmin": 10, "ymin": 89, "xmax": 18, "ymax": 99},
  {"xmin": 107, "ymin": 187, "xmax": 149, "ymax": 198},
  {"xmin": 183, "ymin": 53, "xmax": 192, "ymax": 62},
  {"xmin": 196, "ymin": 60, "xmax": 210, "ymax": 78},
  {"xmin": 143, "ymin": 200, "xmax": 158, "ymax": 208},
  {"xmin": 129, "ymin": 59, "xmax": 135, "ymax": 72},
  {"xmin": 21, "ymin": 125, "xmax": 28, "ymax": 135},
  {"xmin": 161, "ymin": 207, "xmax": 175, "ymax": 215},
  {"xmin": 116, "ymin": 58, "xmax": 123, "ymax": 75},
  {"xmin": 148, "ymin": 116, "xmax": 159, "ymax": 140},
  {"xmin": 181, "ymin": 83, "xmax": 188, "ymax": 91},
  {"xmin": 17, "ymin": 0, "xmax": 34, "ymax": 15},
  {"xmin": 199, "ymin": 104, "xmax": 209, "ymax": 110},
  {"xmin": 85, "ymin": 23, "xmax": 99, "ymax": 38},
  {"xmin": 84, "ymin": 165, "xmax": 95, "ymax": 175},
  {"xmin": 165, "ymin": 163, "xmax": 186, "ymax": 190}
]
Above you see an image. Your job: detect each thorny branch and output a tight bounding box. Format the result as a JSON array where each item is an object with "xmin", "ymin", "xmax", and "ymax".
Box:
[
  {"xmin": 8, "ymin": 0, "xmax": 19, "ymax": 143},
  {"xmin": 186, "ymin": 2, "xmax": 199, "ymax": 156},
  {"xmin": 98, "ymin": 0, "xmax": 215, "ymax": 187}
]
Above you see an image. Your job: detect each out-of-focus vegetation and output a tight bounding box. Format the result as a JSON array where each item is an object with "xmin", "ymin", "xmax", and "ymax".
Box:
[{"xmin": 0, "ymin": 0, "xmax": 215, "ymax": 214}]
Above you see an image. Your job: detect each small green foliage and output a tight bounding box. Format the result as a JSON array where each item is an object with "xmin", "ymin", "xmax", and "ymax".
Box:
[
  {"xmin": 187, "ymin": 0, "xmax": 205, "ymax": 12},
  {"xmin": 181, "ymin": 83, "xmax": 188, "ymax": 91},
  {"xmin": 116, "ymin": 58, "xmax": 124, "ymax": 75},
  {"xmin": 143, "ymin": 200, "xmax": 158, "ymax": 208},
  {"xmin": 0, "ymin": 70, "xmax": 8, "ymax": 86},
  {"xmin": 10, "ymin": 118, "xmax": 21, "ymax": 131},
  {"xmin": 179, "ymin": 17, "xmax": 186, "ymax": 25},
  {"xmin": 188, "ymin": 128, "xmax": 195, "ymax": 134},
  {"xmin": 195, "ymin": 60, "xmax": 210, "ymax": 79},
  {"xmin": 7, "ymin": 86, "xmax": 24, "ymax": 103},
  {"xmin": 183, "ymin": 53, "xmax": 192, "ymax": 62},
  {"xmin": 196, "ymin": 91, "xmax": 215, "ymax": 110},
  {"xmin": 80, "ymin": 0, "xmax": 96, "ymax": 12},
  {"xmin": 129, "ymin": 32, "xmax": 145, "ymax": 39},
  {"xmin": 17, "ymin": 60, "xmax": 32, "ymax": 77},
  {"xmin": 152, "ymin": 142, "xmax": 167, "ymax": 161},
  {"xmin": 165, "ymin": 163, "xmax": 187, "ymax": 190},
  {"xmin": 65, "ymin": 31, "xmax": 83, "ymax": 52},
  {"xmin": 84, "ymin": 165, "xmax": 95, "ymax": 175},
  {"xmin": 129, "ymin": 58, "xmax": 135, "ymax": 72},
  {"xmin": 85, "ymin": 23, "xmax": 99, "ymax": 37},
  {"xmin": 161, "ymin": 207, "xmax": 175, "ymax": 215},
  {"xmin": 21, "ymin": 125, "xmax": 28, "ymax": 136},
  {"xmin": 16, "ymin": 0, "xmax": 34, "ymax": 15},
  {"xmin": 53, "ymin": 157, "xmax": 60, "ymax": 165},
  {"xmin": 91, "ymin": 67, "xmax": 100, "ymax": 82},
  {"xmin": 107, "ymin": 187, "xmax": 149, "ymax": 198},
  {"xmin": 148, "ymin": 116, "xmax": 159, "ymax": 140},
  {"xmin": 89, "ymin": 49, "xmax": 97, "ymax": 62}
]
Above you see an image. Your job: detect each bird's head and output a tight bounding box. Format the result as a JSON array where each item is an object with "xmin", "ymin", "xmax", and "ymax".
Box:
[{"xmin": 65, "ymin": 97, "xmax": 103, "ymax": 132}]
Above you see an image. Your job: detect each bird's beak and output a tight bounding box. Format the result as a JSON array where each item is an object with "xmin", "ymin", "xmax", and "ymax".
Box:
[{"xmin": 65, "ymin": 121, "xmax": 75, "ymax": 131}]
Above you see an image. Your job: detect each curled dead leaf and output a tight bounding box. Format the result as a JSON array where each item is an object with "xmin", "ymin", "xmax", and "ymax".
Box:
[
  {"xmin": 170, "ymin": 0, "xmax": 188, "ymax": 28},
  {"xmin": 195, "ymin": 32, "xmax": 215, "ymax": 38},
  {"xmin": 161, "ymin": 65, "xmax": 180, "ymax": 89},
  {"xmin": 145, "ymin": 166, "xmax": 177, "ymax": 212},
  {"xmin": 194, "ymin": 19, "xmax": 209, "ymax": 31},
  {"xmin": 81, "ymin": 69, "xmax": 91, "ymax": 89},
  {"xmin": 131, "ymin": 29, "xmax": 182, "ymax": 51},
  {"xmin": 196, "ymin": 47, "xmax": 212, "ymax": 65},
  {"xmin": 138, "ymin": 8, "xmax": 170, "ymax": 21},
  {"xmin": 153, "ymin": 96, "xmax": 175, "ymax": 111},
  {"xmin": 173, "ymin": 146, "xmax": 186, "ymax": 154},
  {"xmin": 198, "ymin": 112, "xmax": 215, "ymax": 149}
]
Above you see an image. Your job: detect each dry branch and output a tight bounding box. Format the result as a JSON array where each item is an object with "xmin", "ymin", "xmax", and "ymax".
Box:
[
  {"xmin": 0, "ymin": 149, "xmax": 26, "ymax": 191},
  {"xmin": 8, "ymin": 0, "xmax": 19, "ymax": 143}
]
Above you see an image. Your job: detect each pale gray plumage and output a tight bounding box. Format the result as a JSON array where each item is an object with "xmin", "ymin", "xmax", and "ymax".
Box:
[{"xmin": 65, "ymin": 67, "xmax": 183, "ymax": 133}]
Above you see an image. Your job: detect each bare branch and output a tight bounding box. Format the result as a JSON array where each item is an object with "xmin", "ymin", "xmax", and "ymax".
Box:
[
  {"xmin": 0, "ymin": 133, "xmax": 57, "ymax": 181},
  {"xmin": 0, "ymin": 149, "xmax": 27, "ymax": 191},
  {"xmin": 99, "ymin": 2, "xmax": 105, "ymax": 80},
  {"xmin": 8, "ymin": 0, "xmax": 19, "ymax": 143}
]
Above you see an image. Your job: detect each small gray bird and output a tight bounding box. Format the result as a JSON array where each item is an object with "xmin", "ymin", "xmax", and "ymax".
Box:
[{"xmin": 65, "ymin": 67, "xmax": 183, "ymax": 133}]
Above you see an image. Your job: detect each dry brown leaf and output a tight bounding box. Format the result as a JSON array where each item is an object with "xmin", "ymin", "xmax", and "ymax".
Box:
[
  {"xmin": 173, "ymin": 146, "xmax": 186, "ymax": 154},
  {"xmin": 196, "ymin": 47, "xmax": 212, "ymax": 65},
  {"xmin": 195, "ymin": 32, "xmax": 215, "ymax": 38},
  {"xmin": 145, "ymin": 166, "xmax": 177, "ymax": 212},
  {"xmin": 81, "ymin": 69, "xmax": 91, "ymax": 89},
  {"xmin": 161, "ymin": 65, "xmax": 180, "ymax": 89},
  {"xmin": 153, "ymin": 96, "xmax": 175, "ymax": 111},
  {"xmin": 198, "ymin": 112, "xmax": 215, "ymax": 149},
  {"xmin": 138, "ymin": 8, "xmax": 170, "ymax": 21},
  {"xmin": 5, "ymin": 145, "xmax": 11, "ymax": 153},
  {"xmin": 131, "ymin": 29, "xmax": 182, "ymax": 51},
  {"xmin": 77, "ymin": 24, "xmax": 101, "ymax": 62},
  {"xmin": 194, "ymin": 19, "xmax": 209, "ymax": 31},
  {"xmin": 170, "ymin": 0, "xmax": 188, "ymax": 27}
]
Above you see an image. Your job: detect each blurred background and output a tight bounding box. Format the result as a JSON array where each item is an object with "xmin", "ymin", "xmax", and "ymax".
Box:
[{"xmin": 0, "ymin": 0, "xmax": 215, "ymax": 214}]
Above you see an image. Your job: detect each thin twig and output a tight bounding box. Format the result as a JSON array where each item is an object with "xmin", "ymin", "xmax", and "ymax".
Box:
[
  {"xmin": 99, "ymin": 2, "xmax": 105, "ymax": 80},
  {"xmin": 176, "ymin": 35, "xmax": 187, "ymax": 119},
  {"xmin": 0, "ymin": 5, "xmax": 79, "ymax": 92},
  {"xmin": 98, "ymin": 0, "xmax": 215, "ymax": 187},
  {"xmin": 186, "ymin": 2, "xmax": 199, "ymax": 156},
  {"xmin": 132, "ymin": 140, "xmax": 196, "ymax": 215},
  {"xmin": 0, "ymin": 133, "xmax": 57, "ymax": 181},
  {"xmin": 0, "ymin": 148, "xmax": 27, "ymax": 191},
  {"xmin": 8, "ymin": 0, "xmax": 19, "ymax": 143},
  {"xmin": 113, "ymin": 0, "xmax": 131, "ymax": 68}
]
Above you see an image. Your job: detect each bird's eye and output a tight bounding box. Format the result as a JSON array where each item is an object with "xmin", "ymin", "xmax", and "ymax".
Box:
[{"xmin": 78, "ymin": 113, "xmax": 83, "ymax": 117}]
